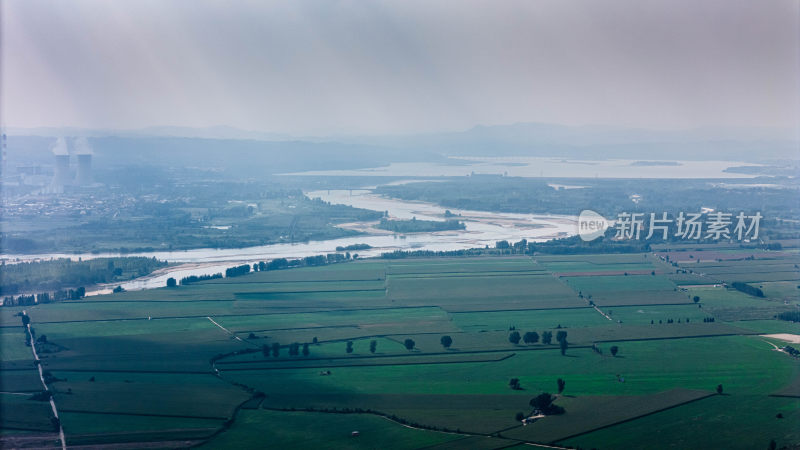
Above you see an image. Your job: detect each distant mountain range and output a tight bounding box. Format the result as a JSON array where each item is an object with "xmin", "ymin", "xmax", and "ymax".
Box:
[
  {"xmin": 350, "ymin": 122, "xmax": 799, "ymax": 161},
  {"xmin": 5, "ymin": 122, "xmax": 798, "ymax": 176}
]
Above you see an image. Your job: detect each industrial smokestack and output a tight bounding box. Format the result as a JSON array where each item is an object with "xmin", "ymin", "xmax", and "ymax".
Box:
[
  {"xmin": 76, "ymin": 154, "xmax": 92, "ymax": 185},
  {"xmin": 73, "ymin": 137, "xmax": 93, "ymax": 155},
  {"xmin": 53, "ymin": 154, "xmax": 70, "ymax": 190},
  {"xmin": 51, "ymin": 137, "xmax": 71, "ymax": 191},
  {"xmin": 51, "ymin": 137, "xmax": 69, "ymax": 156},
  {"xmin": 73, "ymin": 137, "xmax": 93, "ymax": 185},
  {"xmin": 1, "ymin": 133, "xmax": 6, "ymax": 178}
]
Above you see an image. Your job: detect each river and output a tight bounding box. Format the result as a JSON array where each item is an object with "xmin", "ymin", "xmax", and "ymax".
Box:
[{"xmin": 3, "ymin": 189, "xmax": 578, "ymax": 294}]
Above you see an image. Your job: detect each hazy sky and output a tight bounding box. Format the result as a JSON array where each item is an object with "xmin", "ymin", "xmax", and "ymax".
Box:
[{"xmin": 2, "ymin": 0, "xmax": 798, "ymax": 135}]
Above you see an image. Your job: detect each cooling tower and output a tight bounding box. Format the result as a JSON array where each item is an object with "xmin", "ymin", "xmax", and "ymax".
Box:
[
  {"xmin": 76, "ymin": 154, "xmax": 92, "ymax": 185},
  {"xmin": 53, "ymin": 154, "xmax": 71, "ymax": 189}
]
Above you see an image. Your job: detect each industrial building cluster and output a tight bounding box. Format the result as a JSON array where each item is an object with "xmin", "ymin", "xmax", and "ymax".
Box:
[
  {"xmin": 3, "ymin": 137, "xmax": 96, "ymax": 194},
  {"xmin": 51, "ymin": 137, "xmax": 94, "ymax": 192}
]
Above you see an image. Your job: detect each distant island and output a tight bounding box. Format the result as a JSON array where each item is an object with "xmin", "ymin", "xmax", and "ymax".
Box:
[
  {"xmin": 335, "ymin": 243, "xmax": 372, "ymax": 251},
  {"xmin": 630, "ymin": 161, "xmax": 681, "ymax": 166},
  {"xmin": 377, "ymin": 218, "xmax": 466, "ymax": 233},
  {"xmin": 724, "ymin": 165, "xmax": 799, "ymax": 176}
]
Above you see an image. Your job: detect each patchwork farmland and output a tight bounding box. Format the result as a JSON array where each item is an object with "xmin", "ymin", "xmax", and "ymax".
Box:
[{"xmin": 1, "ymin": 252, "xmax": 798, "ymax": 449}]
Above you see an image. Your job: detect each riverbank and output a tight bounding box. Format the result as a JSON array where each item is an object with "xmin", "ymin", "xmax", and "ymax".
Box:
[{"xmin": 2, "ymin": 189, "xmax": 579, "ymax": 295}]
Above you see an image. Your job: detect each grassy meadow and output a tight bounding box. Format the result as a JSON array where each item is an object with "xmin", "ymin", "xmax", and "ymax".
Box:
[{"xmin": 1, "ymin": 251, "xmax": 798, "ymax": 449}]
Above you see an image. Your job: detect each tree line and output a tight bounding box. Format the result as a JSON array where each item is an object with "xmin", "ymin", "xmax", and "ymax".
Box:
[
  {"xmin": 731, "ymin": 281, "xmax": 765, "ymax": 297},
  {"xmin": 0, "ymin": 257, "xmax": 167, "ymax": 296},
  {"xmin": 777, "ymin": 311, "xmax": 800, "ymax": 322},
  {"xmin": 3, "ymin": 287, "xmax": 87, "ymax": 307},
  {"xmin": 167, "ymin": 253, "xmax": 361, "ymax": 287},
  {"xmin": 376, "ymin": 217, "xmax": 465, "ymax": 233},
  {"xmin": 508, "ymin": 329, "xmax": 572, "ymax": 355}
]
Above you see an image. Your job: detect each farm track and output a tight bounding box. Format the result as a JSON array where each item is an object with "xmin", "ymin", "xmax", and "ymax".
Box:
[
  {"xmin": 207, "ymin": 316, "xmax": 244, "ymax": 343},
  {"xmin": 591, "ymin": 305, "xmax": 613, "ymax": 321},
  {"xmin": 24, "ymin": 310, "xmax": 67, "ymax": 450}
]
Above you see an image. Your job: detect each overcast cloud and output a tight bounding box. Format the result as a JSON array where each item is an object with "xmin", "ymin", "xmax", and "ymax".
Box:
[{"xmin": 2, "ymin": 0, "xmax": 798, "ymax": 135}]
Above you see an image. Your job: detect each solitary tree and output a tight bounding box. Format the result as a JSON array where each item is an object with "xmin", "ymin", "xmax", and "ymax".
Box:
[
  {"xmin": 523, "ymin": 331, "xmax": 539, "ymax": 344},
  {"xmin": 271, "ymin": 342, "xmax": 280, "ymax": 358},
  {"xmin": 610, "ymin": 345, "xmax": 619, "ymax": 357},
  {"xmin": 369, "ymin": 340, "xmax": 377, "ymax": 353},
  {"xmin": 693, "ymin": 295, "xmax": 700, "ymax": 303},
  {"xmin": 560, "ymin": 339, "xmax": 568, "ymax": 356},
  {"xmin": 529, "ymin": 393, "xmax": 564, "ymax": 415},
  {"xmin": 440, "ymin": 335, "xmax": 453, "ymax": 349},
  {"xmin": 509, "ymin": 378, "xmax": 521, "ymax": 390},
  {"xmin": 312, "ymin": 337, "xmax": 319, "ymax": 344},
  {"xmin": 542, "ymin": 331, "xmax": 553, "ymax": 345},
  {"xmin": 346, "ymin": 341, "xmax": 354, "ymax": 354},
  {"xmin": 557, "ymin": 378, "xmax": 565, "ymax": 394},
  {"xmin": 404, "ymin": 338, "xmax": 416, "ymax": 351},
  {"xmin": 261, "ymin": 344, "xmax": 269, "ymax": 357},
  {"xmin": 716, "ymin": 384, "xmax": 723, "ymax": 395},
  {"xmin": 508, "ymin": 331, "xmax": 521, "ymax": 345},
  {"xmin": 556, "ymin": 330, "xmax": 568, "ymax": 343},
  {"xmin": 302, "ymin": 342, "xmax": 310, "ymax": 356},
  {"xmin": 166, "ymin": 277, "xmax": 177, "ymax": 287}
]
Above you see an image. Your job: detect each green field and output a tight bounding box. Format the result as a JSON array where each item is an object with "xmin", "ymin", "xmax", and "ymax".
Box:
[
  {"xmin": 1, "ymin": 253, "xmax": 798, "ymax": 449},
  {"xmin": 205, "ymin": 408, "xmax": 464, "ymax": 449}
]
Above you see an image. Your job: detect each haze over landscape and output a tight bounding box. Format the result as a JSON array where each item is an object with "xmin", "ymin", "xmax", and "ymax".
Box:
[
  {"xmin": 3, "ymin": 0, "xmax": 799, "ymax": 135},
  {"xmin": 1, "ymin": 2, "xmax": 799, "ymax": 450}
]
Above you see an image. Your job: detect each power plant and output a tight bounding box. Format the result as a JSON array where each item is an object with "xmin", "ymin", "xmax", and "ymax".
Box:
[
  {"xmin": 53, "ymin": 154, "xmax": 71, "ymax": 190},
  {"xmin": 1, "ymin": 133, "xmax": 7, "ymax": 179},
  {"xmin": 49, "ymin": 137, "xmax": 94, "ymax": 192},
  {"xmin": 76, "ymin": 154, "xmax": 93, "ymax": 185}
]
